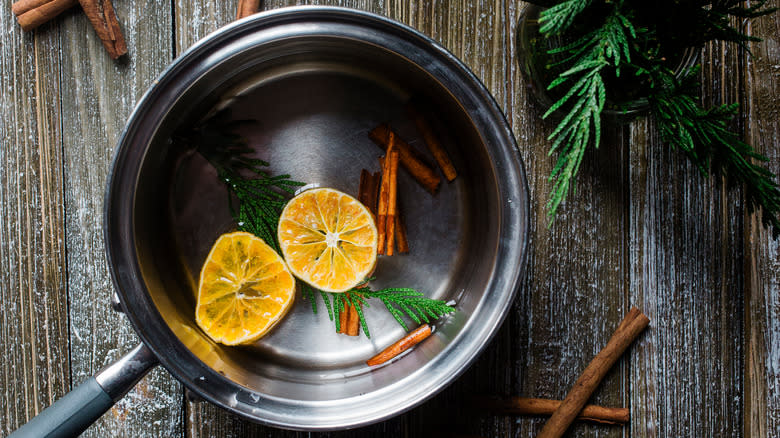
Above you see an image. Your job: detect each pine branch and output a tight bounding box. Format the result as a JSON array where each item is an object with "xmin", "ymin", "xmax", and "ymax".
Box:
[
  {"xmin": 541, "ymin": 3, "xmax": 635, "ymax": 220},
  {"xmin": 648, "ymin": 66, "xmax": 780, "ymax": 237},
  {"xmin": 539, "ymin": 0, "xmax": 592, "ymax": 35},
  {"xmin": 303, "ymin": 279, "xmax": 456, "ymax": 338},
  {"xmin": 360, "ymin": 287, "xmax": 456, "ymax": 332},
  {"xmin": 183, "ymin": 110, "xmax": 305, "ymax": 252}
]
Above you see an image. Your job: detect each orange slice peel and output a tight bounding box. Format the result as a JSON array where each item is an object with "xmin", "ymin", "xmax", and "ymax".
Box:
[
  {"xmin": 195, "ymin": 231, "xmax": 296, "ymax": 345},
  {"xmin": 278, "ymin": 188, "xmax": 378, "ymax": 292}
]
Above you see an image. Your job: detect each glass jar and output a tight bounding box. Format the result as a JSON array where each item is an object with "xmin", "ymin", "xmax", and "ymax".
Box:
[{"xmin": 516, "ymin": 4, "xmax": 699, "ymax": 122}]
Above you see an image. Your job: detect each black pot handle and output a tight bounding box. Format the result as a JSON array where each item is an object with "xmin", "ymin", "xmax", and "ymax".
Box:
[{"xmin": 9, "ymin": 343, "xmax": 158, "ymax": 438}]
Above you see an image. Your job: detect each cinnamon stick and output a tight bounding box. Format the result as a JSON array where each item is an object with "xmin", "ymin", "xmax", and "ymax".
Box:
[
  {"xmin": 78, "ymin": 0, "xmax": 127, "ymax": 59},
  {"xmin": 385, "ymin": 149, "xmax": 399, "ymax": 256},
  {"xmin": 14, "ymin": 0, "xmax": 54, "ymax": 15},
  {"xmin": 376, "ymin": 137, "xmax": 395, "ymax": 255},
  {"xmin": 406, "ymin": 102, "xmax": 457, "ymax": 181},
  {"xmin": 366, "ymin": 324, "xmax": 432, "ymax": 366},
  {"xmin": 395, "ymin": 210, "xmax": 410, "ymax": 253},
  {"xmin": 367, "ymin": 172, "xmax": 380, "ymax": 215},
  {"xmin": 337, "ymin": 300, "xmax": 349, "ymax": 334},
  {"xmin": 538, "ymin": 307, "xmax": 649, "ymax": 438},
  {"xmin": 358, "ymin": 168, "xmax": 370, "ymax": 206},
  {"xmin": 346, "ymin": 300, "xmax": 360, "ymax": 336},
  {"xmin": 476, "ymin": 396, "xmax": 629, "ymax": 425},
  {"xmin": 368, "ymin": 124, "xmax": 441, "ymax": 194},
  {"xmin": 15, "ymin": 0, "xmax": 77, "ymax": 31},
  {"xmin": 337, "ymin": 294, "xmax": 360, "ymax": 336},
  {"xmin": 236, "ymin": 0, "xmax": 261, "ymax": 20}
]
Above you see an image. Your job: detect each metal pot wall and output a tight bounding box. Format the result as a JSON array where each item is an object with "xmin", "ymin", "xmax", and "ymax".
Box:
[{"xmin": 10, "ymin": 6, "xmax": 529, "ymax": 436}]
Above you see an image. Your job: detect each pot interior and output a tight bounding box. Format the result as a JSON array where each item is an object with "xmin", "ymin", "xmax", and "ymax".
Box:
[{"xmin": 117, "ymin": 9, "xmax": 525, "ymax": 428}]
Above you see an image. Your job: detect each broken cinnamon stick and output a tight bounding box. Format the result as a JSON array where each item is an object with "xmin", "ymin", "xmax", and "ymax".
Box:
[
  {"xmin": 385, "ymin": 149, "xmax": 399, "ymax": 256},
  {"xmin": 538, "ymin": 307, "xmax": 649, "ymax": 438},
  {"xmin": 368, "ymin": 124, "xmax": 441, "ymax": 194},
  {"xmin": 15, "ymin": 0, "xmax": 77, "ymax": 31},
  {"xmin": 236, "ymin": 0, "xmax": 260, "ymax": 20},
  {"xmin": 78, "ymin": 0, "xmax": 127, "ymax": 59},
  {"xmin": 366, "ymin": 324, "xmax": 432, "ymax": 366},
  {"xmin": 337, "ymin": 300, "xmax": 349, "ymax": 334},
  {"xmin": 476, "ymin": 396, "xmax": 629, "ymax": 425},
  {"xmin": 346, "ymin": 300, "xmax": 360, "ymax": 336},
  {"xmin": 337, "ymin": 294, "xmax": 360, "ymax": 336},
  {"xmin": 395, "ymin": 210, "xmax": 410, "ymax": 253},
  {"xmin": 406, "ymin": 102, "xmax": 457, "ymax": 181}
]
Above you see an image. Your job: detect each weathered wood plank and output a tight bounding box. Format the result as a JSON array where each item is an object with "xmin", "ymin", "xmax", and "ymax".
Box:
[
  {"xmin": 627, "ymin": 31, "xmax": 745, "ymax": 438},
  {"xmin": 745, "ymin": 2, "xmax": 780, "ymax": 437},
  {"xmin": 58, "ymin": 2, "xmax": 183, "ymax": 437},
  {"xmin": 0, "ymin": 11, "xmax": 69, "ymax": 437},
  {"xmin": 497, "ymin": 3, "xmax": 630, "ymax": 437}
]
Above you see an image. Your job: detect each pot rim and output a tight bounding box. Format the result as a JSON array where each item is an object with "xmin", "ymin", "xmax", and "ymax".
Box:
[{"xmin": 104, "ymin": 5, "xmax": 530, "ymax": 430}]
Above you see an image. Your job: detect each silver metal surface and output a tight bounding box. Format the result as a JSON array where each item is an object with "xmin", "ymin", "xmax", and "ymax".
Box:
[
  {"xmin": 95, "ymin": 343, "xmax": 158, "ymax": 402},
  {"xmin": 105, "ymin": 6, "xmax": 529, "ymax": 430}
]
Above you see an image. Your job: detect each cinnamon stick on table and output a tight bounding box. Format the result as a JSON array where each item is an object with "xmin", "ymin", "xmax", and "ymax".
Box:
[
  {"xmin": 366, "ymin": 324, "xmax": 432, "ymax": 366},
  {"xmin": 78, "ymin": 0, "xmax": 126, "ymax": 59},
  {"xmin": 369, "ymin": 124, "xmax": 441, "ymax": 194},
  {"xmin": 236, "ymin": 0, "xmax": 260, "ymax": 20},
  {"xmin": 538, "ymin": 307, "xmax": 650, "ymax": 438},
  {"xmin": 406, "ymin": 102, "xmax": 458, "ymax": 181},
  {"xmin": 14, "ymin": 0, "xmax": 78, "ymax": 31},
  {"xmin": 476, "ymin": 396, "xmax": 629, "ymax": 425}
]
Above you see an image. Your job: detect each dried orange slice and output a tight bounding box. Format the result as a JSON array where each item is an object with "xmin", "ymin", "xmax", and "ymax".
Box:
[
  {"xmin": 195, "ymin": 231, "xmax": 295, "ymax": 345},
  {"xmin": 278, "ymin": 188, "xmax": 378, "ymax": 292}
]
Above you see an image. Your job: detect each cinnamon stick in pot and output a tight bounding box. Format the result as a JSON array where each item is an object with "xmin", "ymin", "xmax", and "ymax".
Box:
[
  {"xmin": 366, "ymin": 324, "xmax": 432, "ymax": 366},
  {"xmin": 394, "ymin": 211, "xmax": 409, "ymax": 253},
  {"xmin": 406, "ymin": 101, "xmax": 457, "ymax": 181},
  {"xmin": 384, "ymin": 149, "xmax": 399, "ymax": 256},
  {"xmin": 369, "ymin": 124, "xmax": 441, "ymax": 194}
]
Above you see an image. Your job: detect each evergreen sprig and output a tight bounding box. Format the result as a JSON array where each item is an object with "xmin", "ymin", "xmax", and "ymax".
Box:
[
  {"xmin": 539, "ymin": 0, "xmax": 592, "ymax": 35},
  {"xmin": 302, "ymin": 279, "xmax": 456, "ymax": 338},
  {"xmin": 541, "ymin": 1, "xmax": 635, "ymax": 218},
  {"xmin": 182, "ymin": 110, "xmax": 305, "ymax": 251},
  {"xmin": 648, "ymin": 65, "xmax": 780, "ymax": 236},
  {"xmin": 535, "ymin": 0, "xmax": 779, "ymax": 237}
]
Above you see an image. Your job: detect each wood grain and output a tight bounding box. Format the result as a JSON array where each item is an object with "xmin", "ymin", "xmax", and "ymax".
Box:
[
  {"xmin": 745, "ymin": 2, "xmax": 780, "ymax": 437},
  {"xmin": 0, "ymin": 1, "xmax": 778, "ymax": 437},
  {"xmin": 502, "ymin": 3, "xmax": 630, "ymax": 437},
  {"xmin": 57, "ymin": 1, "xmax": 182, "ymax": 437},
  {"xmin": 627, "ymin": 35, "xmax": 746, "ymax": 438},
  {"xmin": 0, "ymin": 9, "xmax": 69, "ymax": 437}
]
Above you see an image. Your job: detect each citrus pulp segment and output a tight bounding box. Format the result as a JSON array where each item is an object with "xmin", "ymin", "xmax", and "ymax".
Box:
[
  {"xmin": 278, "ymin": 188, "xmax": 378, "ymax": 292},
  {"xmin": 195, "ymin": 231, "xmax": 295, "ymax": 345}
]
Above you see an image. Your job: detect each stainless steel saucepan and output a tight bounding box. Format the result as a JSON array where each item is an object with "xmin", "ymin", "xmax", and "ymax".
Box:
[{"xmin": 10, "ymin": 6, "xmax": 529, "ymax": 436}]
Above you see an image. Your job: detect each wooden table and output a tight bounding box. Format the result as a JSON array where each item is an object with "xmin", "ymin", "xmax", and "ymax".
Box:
[{"xmin": 1, "ymin": 1, "xmax": 778, "ymax": 437}]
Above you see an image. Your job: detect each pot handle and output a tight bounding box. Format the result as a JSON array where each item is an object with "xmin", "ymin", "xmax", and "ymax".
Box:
[{"xmin": 9, "ymin": 343, "xmax": 158, "ymax": 438}]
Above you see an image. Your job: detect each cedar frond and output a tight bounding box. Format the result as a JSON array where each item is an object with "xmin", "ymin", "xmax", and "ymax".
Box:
[{"xmin": 648, "ymin": 66, "xmax": 780, "ymax": 237}]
